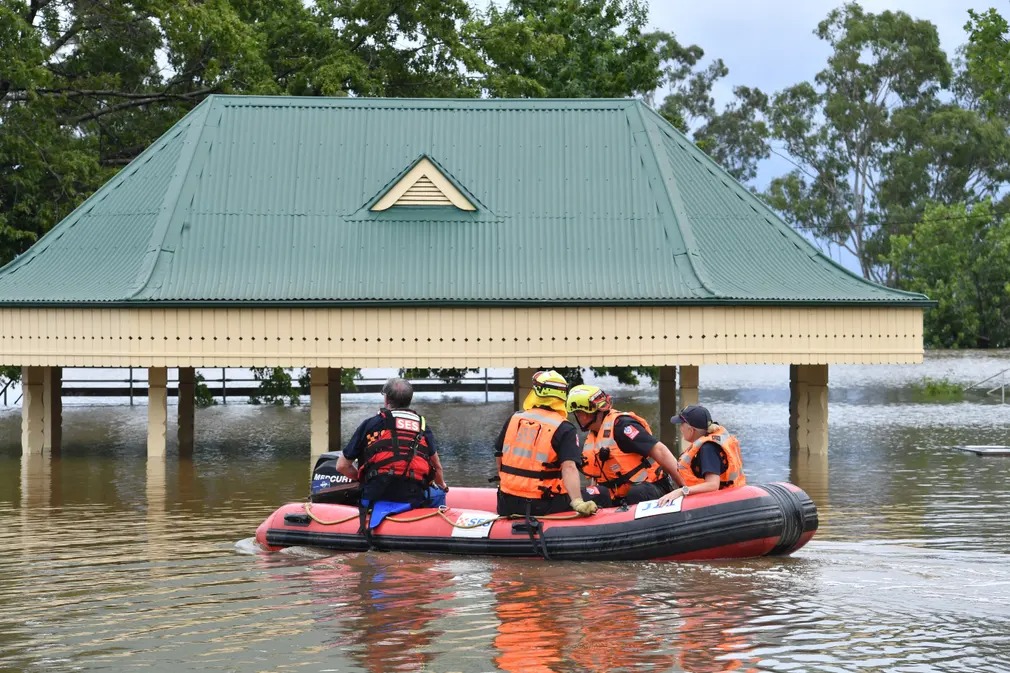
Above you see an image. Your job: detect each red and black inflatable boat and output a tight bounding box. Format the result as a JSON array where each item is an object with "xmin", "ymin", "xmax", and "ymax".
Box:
[{"xmin": 255, "ymin": 483, "xmax": 817, "ymax": 561}]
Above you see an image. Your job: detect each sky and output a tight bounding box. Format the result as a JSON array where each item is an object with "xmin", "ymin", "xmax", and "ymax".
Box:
[
  {"xmin": 647, "ymin": 0, "xmax": 991, "ymax": 111},
  {"xmin": 644, "ymin": 1, "xmax": 996, "ymax": 270}
]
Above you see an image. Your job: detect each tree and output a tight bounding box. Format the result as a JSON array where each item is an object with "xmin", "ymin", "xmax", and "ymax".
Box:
[
  {"xmin": 888, "ymin": 201, "xmax": 1010, "ymax": 348},
  {"xmin": 964, "ymin": 8, "xmax": 1010, "ymax": 111},
  {"xmin": 469, "ymin": 0, "xmax": 661, "ymax": 98},
  {"xmin": 0, "ymin": 0, "xmax": 484, "ymax": 267},
  {"xmin": 401, "ymin": 368, "xmax": 479, "ymax": 384},
  {"xmin": 764, "ymin": 3, "xmax": 953, "ymax": 283},
  {"xmin": 692, "ymin": 85, "xmax": 770, "ymax": 183}
]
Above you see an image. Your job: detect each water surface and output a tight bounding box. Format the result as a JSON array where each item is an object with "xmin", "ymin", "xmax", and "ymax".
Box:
[{"xmin": 2, "ymin": 351, "xmax": 1010, "ymax": 672}]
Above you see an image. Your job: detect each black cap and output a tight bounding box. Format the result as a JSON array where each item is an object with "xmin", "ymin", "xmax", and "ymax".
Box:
[{"xmin": 671, "ymin": 405, "xmax": 712, "ymax": 430}]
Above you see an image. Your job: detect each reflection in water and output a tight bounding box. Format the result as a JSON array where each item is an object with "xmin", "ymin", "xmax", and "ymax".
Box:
[
  {"xmin": 790, "ymin": 447, "xmax": 829, "ymax": 507},
  {"xmin": 670, "ymin": 578, "xmax": 762, "ymax": 673},
  {"xmin": 2, "ymin": 352, "xmax": 1010, "ymax": 672},
  {"xmin": 146, "ymin": 457, "xmax": 169, "ymax": 570},
  {"xmin": 321, "ymin": 555, "xmax": 451, "ymax": 673},
  {"xmin": 491, "ymin": 564, "xmax": 568, "ymax": 673},
  {"xmin": 20, "ymin": 452, "xmax": 51, "ymax": 510}
]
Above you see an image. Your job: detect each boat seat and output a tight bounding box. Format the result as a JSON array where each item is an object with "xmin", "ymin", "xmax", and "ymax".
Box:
[{"xmin": 361, "ymin": 500, "xmax": 413, "ymax": 528}]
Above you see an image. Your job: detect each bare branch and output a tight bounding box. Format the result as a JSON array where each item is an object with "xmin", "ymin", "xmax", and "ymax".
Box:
[
  {"xmin": 27, "ymin": 0, "xmax": 55, "ymax": 24},
  {"xmin": 70, "ymin": 87, "xmax": 217, "ymax": 124}
]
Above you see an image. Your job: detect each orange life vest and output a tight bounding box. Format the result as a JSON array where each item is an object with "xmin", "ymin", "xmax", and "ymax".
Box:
[
  {"xmin": 359, "ymin": 408, "xmax": 434, "ymax": 485},
  {"xmin": 676, "ymin": 424, "xmax": 746, "ymax": 489},
  {"xmin": 499, "ymin": 407, "xmax": 566, "ymax": 499},
  {"xmin": 582, "ymin": 410, "xmax": 666, "ymax": 499}
]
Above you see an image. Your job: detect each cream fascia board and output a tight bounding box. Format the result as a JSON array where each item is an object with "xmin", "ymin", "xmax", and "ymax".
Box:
[
  {"xmin": 1, "ymin": 305, "xmax": 925, "ymax": 367},
  {"xmin": 371, "ymin": 157, "xmax": 476, "ymax": 211}
]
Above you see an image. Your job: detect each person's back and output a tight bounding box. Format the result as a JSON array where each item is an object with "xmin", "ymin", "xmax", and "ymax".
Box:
[
  {"xmin": 495, "ymin": 370, "xmax": 598, "ymax": 517},
  {"xmin": 336, "ymin": 377, "xmax": 448, "ymax": 507}
]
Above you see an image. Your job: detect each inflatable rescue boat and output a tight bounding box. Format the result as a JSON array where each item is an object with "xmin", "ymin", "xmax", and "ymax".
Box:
[{"xmin": 256, "ymin": 455, "xmax": 817, "ymax": 561}]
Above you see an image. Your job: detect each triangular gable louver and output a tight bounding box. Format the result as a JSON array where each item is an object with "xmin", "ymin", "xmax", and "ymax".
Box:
[{"xmin": 371, "ymin": 156, "xmax": 476, "ymax": 211}]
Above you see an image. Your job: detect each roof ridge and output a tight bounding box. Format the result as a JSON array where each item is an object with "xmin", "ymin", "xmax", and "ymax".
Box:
[
  {"xmin": 126, "ymin": 99, "xmax": 213, "ymax": 299},
  {"xmin": 0, "ymin": 106, "xmax": 200, "ymax": 282},
  {"xmin": 631, "ymin": 101, "xmax": 719, "ymax": 298},
  {"xmin": 636, "ymin": 105, "xmax": 928, "ymax": 301},
  {"xmin": 214, "ymin": 95, "xmax": 640, "ymax": 109}
]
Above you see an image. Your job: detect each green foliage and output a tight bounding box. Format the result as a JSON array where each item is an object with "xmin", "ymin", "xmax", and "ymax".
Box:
[
  {"xmin": 965, "ymin": 9, "xmax": 1010, "ymax": 111},
  {"xmin": 249, "ymin": 367, "xmax": 301, "ymax": 406},
  {"xmin": 909, "ymin": 376, "xmax": 965, "ymax": 402},
  {"xmin": 692, "ymin": 86, "xmax": 771, "ymax": 183},
  {"xmin": 589, "ymin": 367, "xmax": 658, "ymax": 386},
  {"xmin": 401, "ymin": 368, "xmax": 479, "ymax": 384},
  {"xmin": 341, "ymin": 368, "xmax": 360, "ymax": 392},
  {"xmin": 888, "ymin": 201, "xmax": 1010, "ymax": 348},
  {"xmin": 1, "ymin": 366, "xmax": 21, "ymax": 393},
  {"xmin": 759, "ymin": 2, "xmax": 957, "ymax": 280},
  {"xmin": 471, "ymin": 0, "xmax": 661, "ymax": 98},
  {"xmin": 194, "ymin": 372, "xmax": 217, "ymax": 408},
  {"xmin": 294, "ymin": 367, "xmax": 360, "ymax": 393}
]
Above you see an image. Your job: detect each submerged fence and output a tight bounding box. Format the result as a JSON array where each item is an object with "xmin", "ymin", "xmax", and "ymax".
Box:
[{"xmin": 1, "ymin": 368, "xmax": 516, "ymax": 407}]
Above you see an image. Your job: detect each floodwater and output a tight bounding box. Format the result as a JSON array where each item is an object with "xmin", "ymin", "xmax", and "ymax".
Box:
[{"xmin": 2, "ymin": 351, "xmax": 1010, "ymax": 673}]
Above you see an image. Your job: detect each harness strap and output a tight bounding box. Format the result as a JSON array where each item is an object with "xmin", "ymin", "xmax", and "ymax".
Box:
[
  {"xmin": 521, "ymin": 501, "xmax": 551, "ymax": 560},
  {"xmin": 357, "ymin": 502, "xmax": 375, "ymax": 550},
  {"xmin": 597, "ymin": 458, "xmax": 651, "ymax": 491}
]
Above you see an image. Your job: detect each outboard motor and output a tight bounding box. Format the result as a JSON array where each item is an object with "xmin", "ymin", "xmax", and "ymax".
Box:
[{"xmin": 309, "ymin": 451, "xmax": 362, "ymax": 505}]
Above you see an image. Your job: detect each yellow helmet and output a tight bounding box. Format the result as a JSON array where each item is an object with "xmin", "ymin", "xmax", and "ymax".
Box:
[
  {"xmin": 566, "ymin": 384, "xmax": 612, "ymax": 414},
  {"xmin": 530, "ymin": 370, "xmax": 569, "ymax": 401}
]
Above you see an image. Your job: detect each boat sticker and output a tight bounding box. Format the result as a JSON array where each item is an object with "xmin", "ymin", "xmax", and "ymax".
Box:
[
  {"xmin": 450, "ymin": 510, "xmax": 497, "ymax": 538},
  {"xmin": 634, "ymin": 496, "xmax": 684, "ymax": 519}
]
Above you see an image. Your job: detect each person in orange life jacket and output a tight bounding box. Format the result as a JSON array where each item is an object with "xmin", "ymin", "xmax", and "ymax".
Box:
[
  {"xmin": 655, "ymin": 404, "xmax": 746, "ymax": 506},
  {"xmin": 566, "ymin": 384, "xmax": 684, "ymax": 507},
  {"xmin": 336, "ymin": 377, "xmax": 448, "ymax": 507},
  {"xmin": 494, "ymin": 370, "xmax": 598, "ymax": 517}
]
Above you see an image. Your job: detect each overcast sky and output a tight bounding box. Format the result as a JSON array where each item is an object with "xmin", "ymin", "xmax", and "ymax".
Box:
[
  {"xmin": 645, "ymin": 1, "xmax": 994, "ymax": 270},
  {"xmin": 648, "ymin": 0, "xmax": 990, "ymax": 109}
]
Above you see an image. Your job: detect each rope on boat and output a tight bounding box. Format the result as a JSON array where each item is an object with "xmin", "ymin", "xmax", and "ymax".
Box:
[
  {"xmin": 302, "ymin": 502, "xmax": 358, "ymax": 526},
  {"xmin": 302, "ymin": 502, "xmax": 582, "ymax": 528}
]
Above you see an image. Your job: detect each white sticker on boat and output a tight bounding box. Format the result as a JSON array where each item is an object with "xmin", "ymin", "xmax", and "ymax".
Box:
[
  {"xmin": 634, "ymin": 497, "xmax": 683, "ymax": 519},
  {"xmin": 450, "ymin": 510, "xmax": 497, "ymax": 538}
]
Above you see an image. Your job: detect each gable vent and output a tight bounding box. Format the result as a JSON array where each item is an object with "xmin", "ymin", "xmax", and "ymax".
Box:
[
  {"xmin": 372, "ymin": 157, "xmax": 476, "ymax": 211},
  {"xmin": 398, "ymin": 175, "xmax": 452, "ymax": 205}
]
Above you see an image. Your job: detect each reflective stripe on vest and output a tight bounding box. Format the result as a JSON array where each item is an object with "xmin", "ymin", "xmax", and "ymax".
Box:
[
  {"xmin": 499, "ymin": 407, "xmax": 566, "ymax": 499},
  {"xmin": 582, "ymin": 410, "xmax": 665, "ymax": 499}
]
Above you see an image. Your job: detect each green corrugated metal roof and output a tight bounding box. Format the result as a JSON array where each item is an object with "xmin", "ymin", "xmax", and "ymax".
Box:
[{"xmin": 0, "ymin": 96, "xmax": 930, "ymax": 307}]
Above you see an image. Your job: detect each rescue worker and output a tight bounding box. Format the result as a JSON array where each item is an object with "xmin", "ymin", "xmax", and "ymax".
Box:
[
  {"xmin": 566, "ymin": 384, "xmax": 683, "ymax": 506},
  {"xmin": 656, "ymin": 404, "xmax": 746, "ymax": 506},
  {"xmin": 494, "ymin": 370, "xmax": 598, "ymax": 517},
  {"xmin": 336, "ymin": 377, "xmax": 448, "ymax": 507}
]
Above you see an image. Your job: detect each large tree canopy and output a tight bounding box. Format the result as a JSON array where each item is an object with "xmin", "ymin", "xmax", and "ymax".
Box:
[
  {"xmin": 889, "ymin": 201, "xmax": 1010, "ymax": 348},
  {"xmin": 964, "ymin": 7, "xmax": 1010, "ymax": 110},
  {"xmin": 762, "ymin": 3, "xmax": 954, "ymax": 284}
]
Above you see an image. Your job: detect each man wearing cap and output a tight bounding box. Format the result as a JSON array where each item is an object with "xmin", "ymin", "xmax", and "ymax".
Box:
[
  {"xmin": 656, "ymin": 404, "xmax": 747, "ymax": 506},
  {"xmin": 494, "ymin": 370, "xmax": 598, "ymax": 517}
]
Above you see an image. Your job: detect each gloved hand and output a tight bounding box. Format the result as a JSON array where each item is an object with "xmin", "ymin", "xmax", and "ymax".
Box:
[{"xmin": 571, "ymin": 498, "xmax": 599, "ymax": 516}]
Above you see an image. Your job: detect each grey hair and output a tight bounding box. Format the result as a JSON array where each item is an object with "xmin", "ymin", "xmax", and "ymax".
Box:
[{"xmin": 381, "ymin": 377, "xmax": 414, "ymax": 408}]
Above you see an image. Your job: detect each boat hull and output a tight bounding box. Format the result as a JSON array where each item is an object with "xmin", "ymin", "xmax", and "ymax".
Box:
[{"xmin": 256, "ymin": 483, "xmax": 817, "ymax": 561}]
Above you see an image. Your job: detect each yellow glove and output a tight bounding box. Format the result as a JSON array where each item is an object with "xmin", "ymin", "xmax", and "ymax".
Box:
[{"xmin": 571, "ymin": 498, "xmax": 599, "ymax": 516}]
